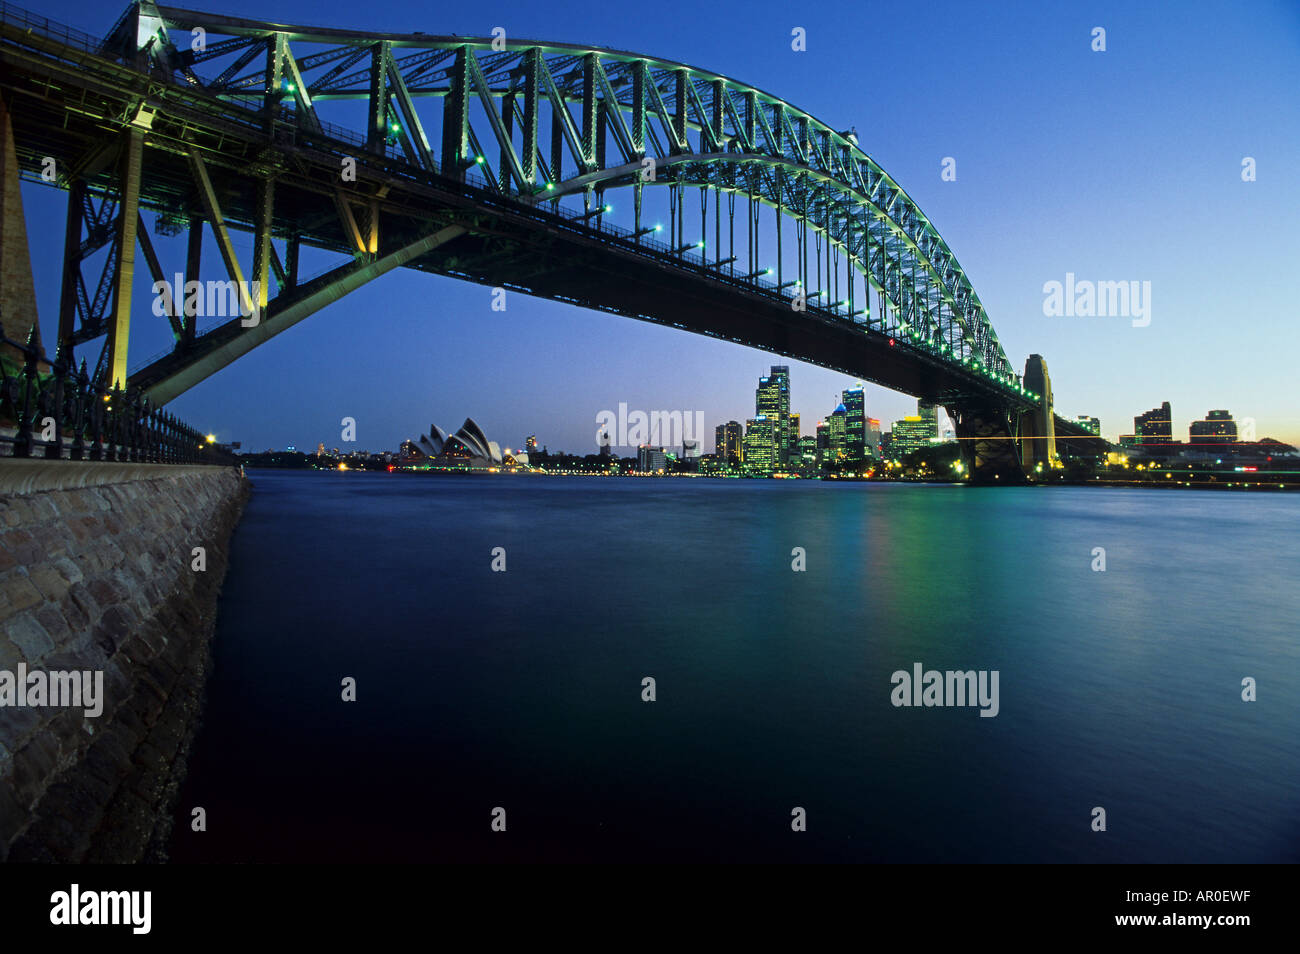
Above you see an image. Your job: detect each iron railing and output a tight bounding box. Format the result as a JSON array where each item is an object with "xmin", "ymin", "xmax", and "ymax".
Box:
[{"xmin": 0, "ymin": 332, "xmax": 236, "ymax": 465}]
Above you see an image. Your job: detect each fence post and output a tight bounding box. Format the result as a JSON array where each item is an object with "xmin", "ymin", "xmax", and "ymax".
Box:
[
  {"xmin": 12, "ymin": 335, "xmax": 39, "ymax": 458},
  {"xmin": 70, "ymin": 361, "xmax": 88, "ymax": 461}
]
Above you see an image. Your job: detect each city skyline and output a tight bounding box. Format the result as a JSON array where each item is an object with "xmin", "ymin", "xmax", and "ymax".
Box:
[
  {"xmin": 268, "ymin": 374, "xmax": 1288, "ymax": 460},
  {"xmin": 14, "ymin": 0, "xmax": 1300, "ymax": 454}
]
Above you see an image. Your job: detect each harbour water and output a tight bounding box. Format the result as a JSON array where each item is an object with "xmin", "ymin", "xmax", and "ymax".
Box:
[{"xmin": 170, "ymin": 472, "xmax": 1300, "ymax": 862}]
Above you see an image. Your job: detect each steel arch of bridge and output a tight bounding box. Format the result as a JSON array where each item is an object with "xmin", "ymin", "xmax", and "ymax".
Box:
[
  {"xmin": 142, "ymin": 5, "xmax": 1022, "ymax": 383},
  {"xmin": 1, "ymin": 1, "xmax": 1048, "ymax": 418}
]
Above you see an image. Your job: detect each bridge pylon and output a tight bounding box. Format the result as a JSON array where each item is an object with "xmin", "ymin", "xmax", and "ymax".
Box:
[{"xmin": 1018, "ymin": 353, "xmax": 1060, "ymax": 475}]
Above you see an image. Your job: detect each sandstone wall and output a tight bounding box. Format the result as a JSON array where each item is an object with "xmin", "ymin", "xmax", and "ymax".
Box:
[{"xmin": 0, "ymin": 462, "xmax": 248, "ymax": 861}]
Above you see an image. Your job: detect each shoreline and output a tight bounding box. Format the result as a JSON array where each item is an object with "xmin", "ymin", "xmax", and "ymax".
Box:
[{"xmin": 242, "ymin": 467, "xmax": 1297, "ymax": 492}]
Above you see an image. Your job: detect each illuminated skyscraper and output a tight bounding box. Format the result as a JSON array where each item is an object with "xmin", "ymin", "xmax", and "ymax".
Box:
[
  {"xmin": 842, "ymin": 386, "xmax": 865, "ymax": 462},
  {"xmin": 756, "ymin": 366, "xmax": 791, "ymax": 463},
  {"xmin": 743, "ymin": 416, "xmax": 776, "ymax": 474},
  {"xmin": 715, "ymin": 420, "xmax": 742, "ymax": 465},
  {"xmin": 828, "ymin": 404, "xmax": 847, "ymax": 463}
]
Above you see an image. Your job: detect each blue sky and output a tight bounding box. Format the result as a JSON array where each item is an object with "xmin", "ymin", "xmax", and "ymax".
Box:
[{"xmin": 19, "ymin": 0, "xmax": 1300, "ymax": 453}]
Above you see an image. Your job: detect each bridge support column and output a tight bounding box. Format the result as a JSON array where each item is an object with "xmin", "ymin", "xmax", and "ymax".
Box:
[
  {"xmin": 0, "ymin": 96, "xmax": 39, "ymax": 359},
  {"xmin": 251, "ymin": 177, "xmax": 275, "ymax": 314},
  {"xmin": 183, "ymin": 217, "xmax": 202, "ymax": 348},
  {"xmin": 106, "ymin": 126, "xmax": 143, "ymax": 390},
  {"xmin": 56, "ymin": 178, "xmax": 85, "ymax": 363},
  {"xmin": 949, "ymin": 401, "xmax": 1027, "ymax": 485}
]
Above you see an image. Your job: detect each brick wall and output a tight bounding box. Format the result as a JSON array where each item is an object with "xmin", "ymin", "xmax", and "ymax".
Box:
[{"xmin": 0, "ymin": 463, "xmax": 248, "ymax": 861}]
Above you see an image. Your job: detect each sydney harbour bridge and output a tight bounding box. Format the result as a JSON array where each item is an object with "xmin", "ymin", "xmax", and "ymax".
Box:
[{"xmin": 0, "ymin": 1, "xmax": 1105, "ymax": 481}]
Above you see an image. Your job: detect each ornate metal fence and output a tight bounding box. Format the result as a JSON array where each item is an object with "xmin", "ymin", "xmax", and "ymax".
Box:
[{"xmin": 0, "ymin": 333, "xmax": 236, "ymax": 465}]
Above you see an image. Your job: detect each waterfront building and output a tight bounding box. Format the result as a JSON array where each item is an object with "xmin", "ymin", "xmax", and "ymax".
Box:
[
  {"xmin": 407, "ymin": 418, "xmax": 505, "ymax": 468},
  {"xmin": 1190, "ymin": 410, "xmax": 1237, "ymax": 446},
  {"xmin": 890, "ymin": 400, "xmax": 939, "ymax": 457},
  {"xmin": 1075, "ymin": 416, "xmax": 1101, "ymax": 436},
  {"xmin": 637, "ymin": 445, "xmax": 668, "ymax": 473},
  {"xmin": 891, "ymin": 416, "xmax": 933, "ymax": 456},
  {"xmin": 1135, "ymin": 402, "xmax": 1173, "ymax": 444}
]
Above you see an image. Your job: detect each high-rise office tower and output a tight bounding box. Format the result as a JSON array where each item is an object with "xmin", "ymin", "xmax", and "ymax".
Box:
[
  {"xmin": 828, "ymin": 404, "xmax": 847, "ymax": 462},
  {"xmin": 756, "ymin": 366, "xmax": 791, "ymax": 463},
  {"xmin": 743, "ymin": 416, "xmax": 776, "ymax": 474},
  {"xmin": 715, "ymin": 420, "xmax": 743, "ymax": 465},
  {"xmin": 842, "ymin": 386, "xmax": 866, "ymax": 462}
]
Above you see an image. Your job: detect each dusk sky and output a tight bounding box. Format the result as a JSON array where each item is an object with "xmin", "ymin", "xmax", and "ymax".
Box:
[{"xmin": 19, "ymin": 0, "xmax": 1300, "ymax": 453}]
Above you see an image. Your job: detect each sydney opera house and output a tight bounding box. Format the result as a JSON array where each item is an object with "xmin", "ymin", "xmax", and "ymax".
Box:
[{"xmin": 400, "ymin": 418, "xmax": 519, "ymax": 469}]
